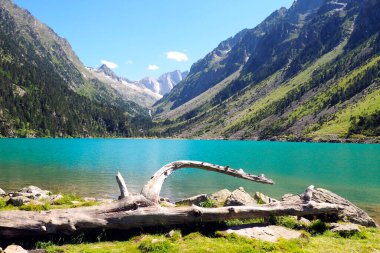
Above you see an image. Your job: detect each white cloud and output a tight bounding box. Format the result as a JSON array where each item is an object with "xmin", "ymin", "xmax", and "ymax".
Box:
[
  {"xmin": 147, "ymin": 64, "xmax": 159, "ymax": 70},
  {"xmin": 101, "ymin": 60, "xmax": 118, "ymax": 69},
  {"xmin": 166, "ymin": 51, "xmax": 189, "ymax": 62},
  {"xmin": 125, "ymin": 60, "xmax": 133, "ymax": 64}
]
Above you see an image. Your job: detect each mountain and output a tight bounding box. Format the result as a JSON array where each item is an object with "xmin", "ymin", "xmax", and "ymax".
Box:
[
  {"xmin": 152, "ymin": 0, "xmax": 380, "ymax": 142},
  {"xmin": 89, "ymin": 64, "xmax": 161, "ymax": 107},
  {"xmin": 0, "ymin": 0, "xmax": 150, "ymax": 137},
  {"xmin": 140, "ymin": 70, "xmax": 188, "ymax": 96}
]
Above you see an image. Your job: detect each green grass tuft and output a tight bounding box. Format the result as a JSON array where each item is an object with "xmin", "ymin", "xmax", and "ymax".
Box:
[
  {"xmin": 138, "ymin": 237, "xmax": 174, "ymax": 253},
  {"xmin": 199, "ymin": 198, "xmax": 217, "ymax": 208},
  {"xmin": 19, "ymin": 202, "xmax": 51, "ymax": 211}
]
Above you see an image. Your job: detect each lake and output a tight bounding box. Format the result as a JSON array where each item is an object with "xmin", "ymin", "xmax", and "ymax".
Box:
[{"xmin": 0, "ymin": 139, "xmax": 379, "ymax": 223}]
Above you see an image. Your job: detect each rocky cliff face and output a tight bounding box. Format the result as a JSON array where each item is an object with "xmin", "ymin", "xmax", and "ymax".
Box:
[
  {"xmin": 89, "ymin": 64, "xmax": 161, "ymax": 107},
  {"xmin": 140, "ymin": 70, "xmax": 188, "ymax": 96}
]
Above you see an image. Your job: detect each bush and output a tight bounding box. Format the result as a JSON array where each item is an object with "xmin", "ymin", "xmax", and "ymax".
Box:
[{"xmin": 308, "ymin": 220, "xmax": 328, "ymax": 235}]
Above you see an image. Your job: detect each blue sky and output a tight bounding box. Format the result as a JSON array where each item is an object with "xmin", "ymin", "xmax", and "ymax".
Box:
[{"xmin": 14, "ymin": 0, "xmax": 294, "ymax": 80}]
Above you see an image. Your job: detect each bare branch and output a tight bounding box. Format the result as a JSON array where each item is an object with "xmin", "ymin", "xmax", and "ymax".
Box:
[
  {"xmin": 141, "ymin": 160, "xmax": 274, "ymax": 203},
  {"xmin": 116, "ymin": 172, "xmax": 129, "ymax": 199}
]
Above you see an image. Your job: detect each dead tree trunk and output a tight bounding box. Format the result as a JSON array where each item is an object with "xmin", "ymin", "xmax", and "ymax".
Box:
[
  {"xmin": 0, "ymin": 160, "xmax": 347, "ymax": 239},
  {"xmin": 0, "ymin": 201, "xmax": 342, "ymax": 239}
]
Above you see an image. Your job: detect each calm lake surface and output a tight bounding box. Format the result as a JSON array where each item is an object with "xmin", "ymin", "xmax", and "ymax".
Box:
[{"xmin": 0, "ymin": 139, "xmax": 379, "ymax": 222}]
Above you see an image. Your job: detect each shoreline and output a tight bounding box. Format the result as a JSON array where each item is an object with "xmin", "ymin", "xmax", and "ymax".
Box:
[{"xmin": 0, "ymin": 136, "xmax": 379, "ymax": 144}]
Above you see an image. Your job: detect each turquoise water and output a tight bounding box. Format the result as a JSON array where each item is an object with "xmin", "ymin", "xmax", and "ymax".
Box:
[{"xmin": 0, "ymin": 139, "xmax": 379, "ymax": 220}]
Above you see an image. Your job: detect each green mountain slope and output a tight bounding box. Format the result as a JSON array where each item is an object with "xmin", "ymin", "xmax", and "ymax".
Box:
[
  {"xmin": 152, "ymin": 0, "xmax": 380, "ymax": 142},
  {"xmin": 0, "ymin": 0, "xmax": 150, "ymax": 137}
]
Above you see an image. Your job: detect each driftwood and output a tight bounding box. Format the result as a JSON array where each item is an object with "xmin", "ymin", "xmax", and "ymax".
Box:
[
  {"xmin": 0, "ymin": 160, "xmax": 345, "ymax": 239},
  {"xmin": 141, "ymin": 160, "xmax": 274, "ymax": 202}
]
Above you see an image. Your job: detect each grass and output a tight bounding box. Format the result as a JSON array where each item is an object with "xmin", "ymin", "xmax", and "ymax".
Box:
[
  {"xmin": 223, "ymin": 39, "xmax": 347, "ymax": 134},
  {"xmin": 288, "ymin": 55, "xmax": 380, "ymax": 131},
  {"xmin": 39, "ymin": 226, "xmax": 380, "ymax": 253},
  {"xmin": 311, "ymin": 85, "xmax": 380, "ymax": 138},
  {"xmin": 198, "ymin": 198, "xmax": 217, "ymax": 208},
  {"xmin": 0, "ymin": 193, "xmax": 99, "ymax": 212}
]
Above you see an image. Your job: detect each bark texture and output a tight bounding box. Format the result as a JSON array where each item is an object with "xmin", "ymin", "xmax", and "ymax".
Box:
[
  {"xmin": 0, "ymin": 160, "xmax": 371, "ymax": 240},
  {"xmin": 0, "ymin": 200, "xmax": 342, "ymax": 239}
]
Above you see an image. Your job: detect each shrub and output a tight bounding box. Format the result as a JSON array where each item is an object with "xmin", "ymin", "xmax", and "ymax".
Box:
[{"xmin": 308, "ymin": 220, "xmax": 328, "ymax": 235}]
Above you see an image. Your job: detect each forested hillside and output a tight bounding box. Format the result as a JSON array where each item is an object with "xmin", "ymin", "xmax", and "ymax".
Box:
[
  {"xmin": 152, "ymin": 0, "xmax": 380, "ymax": 142},
  {"xmin": 0, "ymin": 0, "xmax": 150, "ymax": 137}
]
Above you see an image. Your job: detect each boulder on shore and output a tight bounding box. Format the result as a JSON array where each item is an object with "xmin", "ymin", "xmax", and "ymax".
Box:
[
  {"xmin": 4, "ymin": 245, "xmax": 27, "ymax": 253},
  {"xmin": 175, "ymin": 194, "xmax": 208, "ymax": 206},
  {"xmin": 225, "ymin": 187, "xmax": 257, "ymax": 206},
  {"xmin": 224, "ymin": 225, "xmax": 303, "ymax": 242},
  {"xmin": 8, "ymin": 196, "xmax": 31, "ymax": 206},
  {"xmin": 209, "ymin": 189, "xmax": 231, "ymax": 206},
  {"xmin": 254, "ymin": 192, "xmax": 278, "ymax": 204},
  {"xmin": 329, "ymin": 223, "xmax": 360, "ymax": 236},
  {"xmin": 282, "ymin": 188, "xmax": 377, "ymax": 227},
  {"xmin": 7, "ymin": 186, "xmax": 63, "ymax": 206}
]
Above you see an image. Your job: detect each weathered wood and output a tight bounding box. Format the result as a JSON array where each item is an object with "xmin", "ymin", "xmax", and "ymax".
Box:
[
  {"xmin": 141, "ymin": 160, "xmax": 274, "ymax": 203},
  {"xmin": 0, "ymin": 201, "xmax": 342, "ymax": 239},
  {"xmin": 0, "ymin": 195, "xmax": 154, "ymax": 238},
  {"xmin": 116, "ymin": 172, "xmax": 129, "ymax": 199},
  {"xmin": 1, "ymin": 160, "xmax": 367, "ymax": 240}
]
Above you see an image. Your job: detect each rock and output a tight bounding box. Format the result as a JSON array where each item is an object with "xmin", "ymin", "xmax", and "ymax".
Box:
[
  {"xmin": 282, "ymin": 188, "xmax": 377, "ymax": 227},
  {"xmin": 4, "ymin": 245, "xmax": 27, "ymax": 253},
  {"xmin": 17, "ymin": 186, "xmax": 51, "ymax": 198},
  {"xmin": 160, "ymin": 197, "xmax": 171, "ymax": 203},
  {"xmin": 175, "ymin": 194, "xmax": 208, "ymax": 206},
  {"xmin": 225, "ymin": 187, "xmax": 256, "ymax": 206},
  {"xmin": 330, "ymin": 223, "xmax": 360, "ymax": 236},
  {"xmin": 298, "ymin": 217, "xmax": 311, "ymax": 226},
  {"xmin": 210, "ymin": 189, "xmax": 231, "ymax": 206},
  {"xmin": 224, "ymin": 225, "xmax": 303, "ymax": 242},
  {"xmin": 166, "ymin": 230, "xmax": 179, "ymax": 238},
  {"xmin": 6, "ymin": 186, "xmax": 68, "ymax": 207},
  {"xmin": 50, "ymin": 194, "xmax": 63, "ymax": 202},
  {"xmin": 281, "ymin": 193, "xmax": 302, "ymax": 202},
  {"xmin": 9, "ymin": 186, "xmax": 52, "ymax": 202},
  {"xmin": 8, "ymin": 196, "xmax": 30, "ymax": 206},
  {"xmin": 0, "ymin": 187, "xmax": 5, "ymax": 196},
  {"xmin": 254, "ymin": 192, "xmax": 278, "ymax": 204}
]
